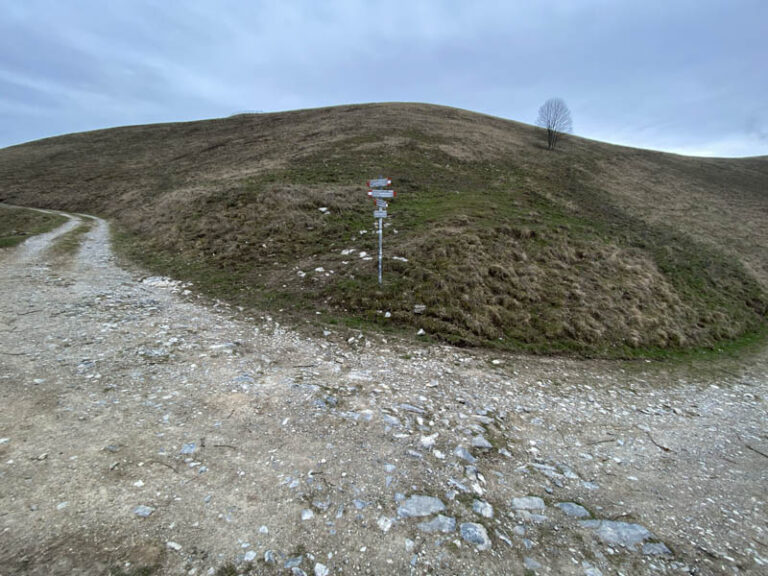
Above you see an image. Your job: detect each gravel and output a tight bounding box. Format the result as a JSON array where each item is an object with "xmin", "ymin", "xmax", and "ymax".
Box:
[{"xmin": 1, "ymin": 213, "xmax": 766, "ymax": 575}]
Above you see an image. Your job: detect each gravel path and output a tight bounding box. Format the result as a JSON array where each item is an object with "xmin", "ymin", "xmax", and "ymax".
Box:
[{"xmin": 1, "ymin": 214, "xmax": 766, "ymax": 576}]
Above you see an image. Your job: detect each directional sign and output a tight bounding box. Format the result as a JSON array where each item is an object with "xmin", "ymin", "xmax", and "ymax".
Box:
[
  {"xmin": 367, "ymin": 177, "xmax": 391, "ymax": 188},
  {"xmin": 373, "ymin": 209, "xmax": 388, "ymax": 219},
  {"xmin": 375, "ymin": 199, "xmax": 388, "ymax": 208},
  {"xmin": 368, "ymin": 189, "xmax": 396, "ymax": 199}
]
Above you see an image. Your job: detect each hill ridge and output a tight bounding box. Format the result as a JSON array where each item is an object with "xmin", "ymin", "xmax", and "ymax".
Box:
[{"xmin": 1, "ymin": 102, "xmax": 766, "ymax": 356}]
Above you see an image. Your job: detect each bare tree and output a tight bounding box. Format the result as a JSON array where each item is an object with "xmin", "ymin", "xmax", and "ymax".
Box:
[{"xmin": 536, "ymin": 98, "xmax": 573, "ymax": 150}]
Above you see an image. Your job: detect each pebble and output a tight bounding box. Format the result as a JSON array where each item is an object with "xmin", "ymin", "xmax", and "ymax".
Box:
[
  {"xmin": 472, "ymin": 500, "xmax": 494, "ymax": 518},
  {"xmin": 166, "ymin": 541, "xmax": 182, "ymax": 551},
  {"xmin": 454, "ymin": 446, "xmax": 476, "ymax": 463},
  {"xmin": 511, "ymin": 496, "xmax": 546, "ymax": 510},
  {"xmin": 417, "ymin": 514, "xmax": 456, "ymax": 533},
  {"xmin": 301, "ymin": 509, "xmax": 314, "ymax": 521},
  {"xmin": 555, "ymin": 502, "xmax": 590, "ymax": 518},
  {"xmin": 579, "ymin": 519, "xmax": 654, "ymax": 549},
  {"xmin": 133, "ymin": 505, "xmax": 155, "ymax": 517},
  {"xmin": 314, "ymin": 563, "xmax": 330, "ymax": 576},
  {"xmin": 285, "ymin": 556, "xmax": 303, "ymax": 569},
  {"xmin": 523, "ymin": 557, "xmax": 542, "ymax": 571},
  {"xmin": 582, "ymin": 561, "xmax": 603, "ymax": 576},
  {"xmin": 397, "ymin": 495, "xmax": 446, "ymax": 518},
  {"xmin": 471, "ymin": 435, "xmax": 493, "ymax": 450},
  {"xmin": 180, "ymin": 443, "xmax": 196, "ymax": 455},
  {"xmin": 377, "ymin": 516, "xmax": 393, "ymax": 532},
  {"xmin": 244, "ymin": 550, "xmax": 257, "ymax": 562},
  {"xmin": 642, "ymin": 542, "xmax": 672, "ymax": 556},
  {"xmin": 459, "ymin": 522, "xmax": 492, "ymax": 551}
]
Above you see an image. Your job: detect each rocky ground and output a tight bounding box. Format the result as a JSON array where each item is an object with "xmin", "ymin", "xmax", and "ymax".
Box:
[{"xmin": 0, "ymin": 214, "xmax": 766, "ymax": 576}]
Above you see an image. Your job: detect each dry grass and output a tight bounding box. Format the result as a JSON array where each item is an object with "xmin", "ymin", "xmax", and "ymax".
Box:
[
  {"xmin": 0, "ymin": 204, "xmax": 67, "ymax": 248},
  {"xmin": 0, "ymin": 103, "xmax": 765, "ymax": 356}
]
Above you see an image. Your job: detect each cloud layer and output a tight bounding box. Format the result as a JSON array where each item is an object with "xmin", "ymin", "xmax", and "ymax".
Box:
[{"xmin": 1, "ymin": 0, "xmax": 766, "ymax": 156}]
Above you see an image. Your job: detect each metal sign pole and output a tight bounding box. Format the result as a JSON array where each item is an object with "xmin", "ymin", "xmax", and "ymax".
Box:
[
  {"xmin": 378, "ymin": 216, "xmax": 383, "ymax": 285},
  {"xmin": 366, "ymin": 176, "xmax": 394, "ymax": 286}
]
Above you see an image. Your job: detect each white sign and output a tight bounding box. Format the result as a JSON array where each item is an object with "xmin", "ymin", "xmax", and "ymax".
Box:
[
  {"xmin": 367, "ymin": 177, "xmax": 391, "ymax": 188},
  {"xmin": 368, "ymin": 189, "xmax": 395, "ymax": 199},
  {"xmin": 373, "ymin": 209, "xmax": 388, "ymax": 219},
  {"xmin": 375, "ymin": 199, "xmax": 388, "ymax": 208}
]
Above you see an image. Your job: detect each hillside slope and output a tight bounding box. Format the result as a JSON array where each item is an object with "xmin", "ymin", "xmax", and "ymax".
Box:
[{"xmin": 0, "ymin": 103, "xmax": 766, "ymax": 356}]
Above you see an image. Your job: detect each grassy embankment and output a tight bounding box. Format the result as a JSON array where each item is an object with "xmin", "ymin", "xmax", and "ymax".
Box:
[
  {"xmin": 0, "ymin": 204, "xmax": 67, "ymax": 248},
  {"xmin": 1, "ymin": 104, "xmax": 766, "ymax": 357}
]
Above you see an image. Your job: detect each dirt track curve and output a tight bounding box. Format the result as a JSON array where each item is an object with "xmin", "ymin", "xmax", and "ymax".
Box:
[{"xmin": 1, "ymin": 212, "xmax": 766, "ymax": 576}]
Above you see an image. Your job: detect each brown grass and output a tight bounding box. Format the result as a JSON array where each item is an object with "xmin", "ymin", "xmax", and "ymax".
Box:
[{"xmin": 0, "ymin": 103, "xmax": 765, "ymax": 356}]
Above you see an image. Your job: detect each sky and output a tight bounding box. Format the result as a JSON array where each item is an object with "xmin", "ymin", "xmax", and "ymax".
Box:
[{"xmin": 1, "ymin": 0, "xmax": 767, "ymax": 157}]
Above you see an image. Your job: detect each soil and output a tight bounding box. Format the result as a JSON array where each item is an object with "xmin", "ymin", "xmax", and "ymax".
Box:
[{"xmin": 1, "ymin": 214, "xmax": 766, "ymax": 576}]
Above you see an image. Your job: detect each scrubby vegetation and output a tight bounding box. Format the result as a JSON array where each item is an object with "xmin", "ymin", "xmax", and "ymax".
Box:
[{"xmin": 0, "ymin": 103, "xmax": 765, "ymax": 356}]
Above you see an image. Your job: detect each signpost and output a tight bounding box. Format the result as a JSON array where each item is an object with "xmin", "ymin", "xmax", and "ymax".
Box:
[{"xmin": 366, "ymin": 176, "xmax": 396, "ymax": 285}]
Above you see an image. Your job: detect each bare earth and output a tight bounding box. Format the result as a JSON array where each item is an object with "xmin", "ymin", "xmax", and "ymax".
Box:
[{"xmin": 0, "ymin": 215, "xmax": 766, "ymax": 576}]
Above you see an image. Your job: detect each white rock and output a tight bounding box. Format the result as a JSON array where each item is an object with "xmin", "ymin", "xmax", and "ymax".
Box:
[
  {"xmin": 420, "ymin": 433, "xmax": 438, "ymax": 449},
  {"xmin": 377, "ymin": 516, "xmax": 393, "ymax": 532}
]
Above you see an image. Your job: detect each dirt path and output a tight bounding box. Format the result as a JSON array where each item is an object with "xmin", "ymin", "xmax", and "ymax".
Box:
[{"xmin": 0, "ymin": 215, "xmax": 766, "ymax": 576}]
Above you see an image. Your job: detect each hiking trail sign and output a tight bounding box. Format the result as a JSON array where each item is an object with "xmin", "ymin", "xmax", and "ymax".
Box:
[{"xmin": 366, "ymin": 177, "xmax": 395, "ymax": 284}]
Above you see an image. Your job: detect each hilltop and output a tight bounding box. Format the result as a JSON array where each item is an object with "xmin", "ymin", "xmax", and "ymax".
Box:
[{"xmin": 0, "ymin": 103, "xmax": 766, "ymax": 356}]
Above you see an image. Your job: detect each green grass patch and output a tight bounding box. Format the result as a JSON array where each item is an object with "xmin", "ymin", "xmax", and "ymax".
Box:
[
  {"xmin": 0, "ymin": 204, "xmax": 67, "ymax": 248},
  {"xmin": 47, "ymin": 217, "xmax": 95, "ymax": 258}
]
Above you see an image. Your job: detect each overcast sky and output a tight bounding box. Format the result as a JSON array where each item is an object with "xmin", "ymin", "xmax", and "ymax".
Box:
[{"xmin": 1, "ymin": 0, "xmax": 766, "ymax": 157}]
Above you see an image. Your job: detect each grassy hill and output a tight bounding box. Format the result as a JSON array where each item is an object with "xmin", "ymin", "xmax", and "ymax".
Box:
[{"xmin": 0, "ymin": 103, "xmax": 766, "ymax": 356}]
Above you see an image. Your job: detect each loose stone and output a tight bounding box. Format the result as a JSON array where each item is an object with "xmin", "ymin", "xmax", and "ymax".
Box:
[
  {"xmin": 417, "ymin": 514, "xmax": 456, "ymax": 533},
  {"xmin": 377, "ymin": 516, "xmax": 393, "ymax": 532},
  {"xmin": 556, "ymin": 502, "xmax": 590, "ymax": 518},
  {"xmin": 642, "ymin": 542, "xmax": 672, "ymax": 556},
  {"xmin": 460, "ymin": 522, "xmax": 492, "ymax": 551},
  {"xmin": 472, "ymin": 500, "xmax": 494, "ymax": 518},
  {"xmin": 524, "ymin": 557, "xmax": 542, "ymax": 571},
  {"xmin": 471, "ymin": 435, "xmax": 493, "ymax": 450},
  {"xmin": 397, "ymin": 495, "xmax": 446, "ymax": 518},
  {"xmin": 580, "ymin": 520, "xmax": 653, "ymax": 549},
  {"xmin": 133, "ymin": 505, "xmax": 155, "ymax": 517},
  {"xmin": 511, "ymin": 496, "xmax": 546, "ymax": 510},
  {"xmin": 454, "ymin": 446, "xmax": 476, "ymax": 463}
]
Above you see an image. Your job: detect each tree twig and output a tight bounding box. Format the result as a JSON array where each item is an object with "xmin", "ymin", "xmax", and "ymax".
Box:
[
  {"xmin": 737, "ymin": 433, "xmax": 768, "ymax": 459},
  {"xmin": 587, "ymin": 438, "xmax": 615, "ymax": 446},
  {"xmin": 644, "ymin": 430, "xmax": 671, "ymax": 452},
  {"xmin": 148, "ymin": 459, "xmax": 178, "ymax": 474}
]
